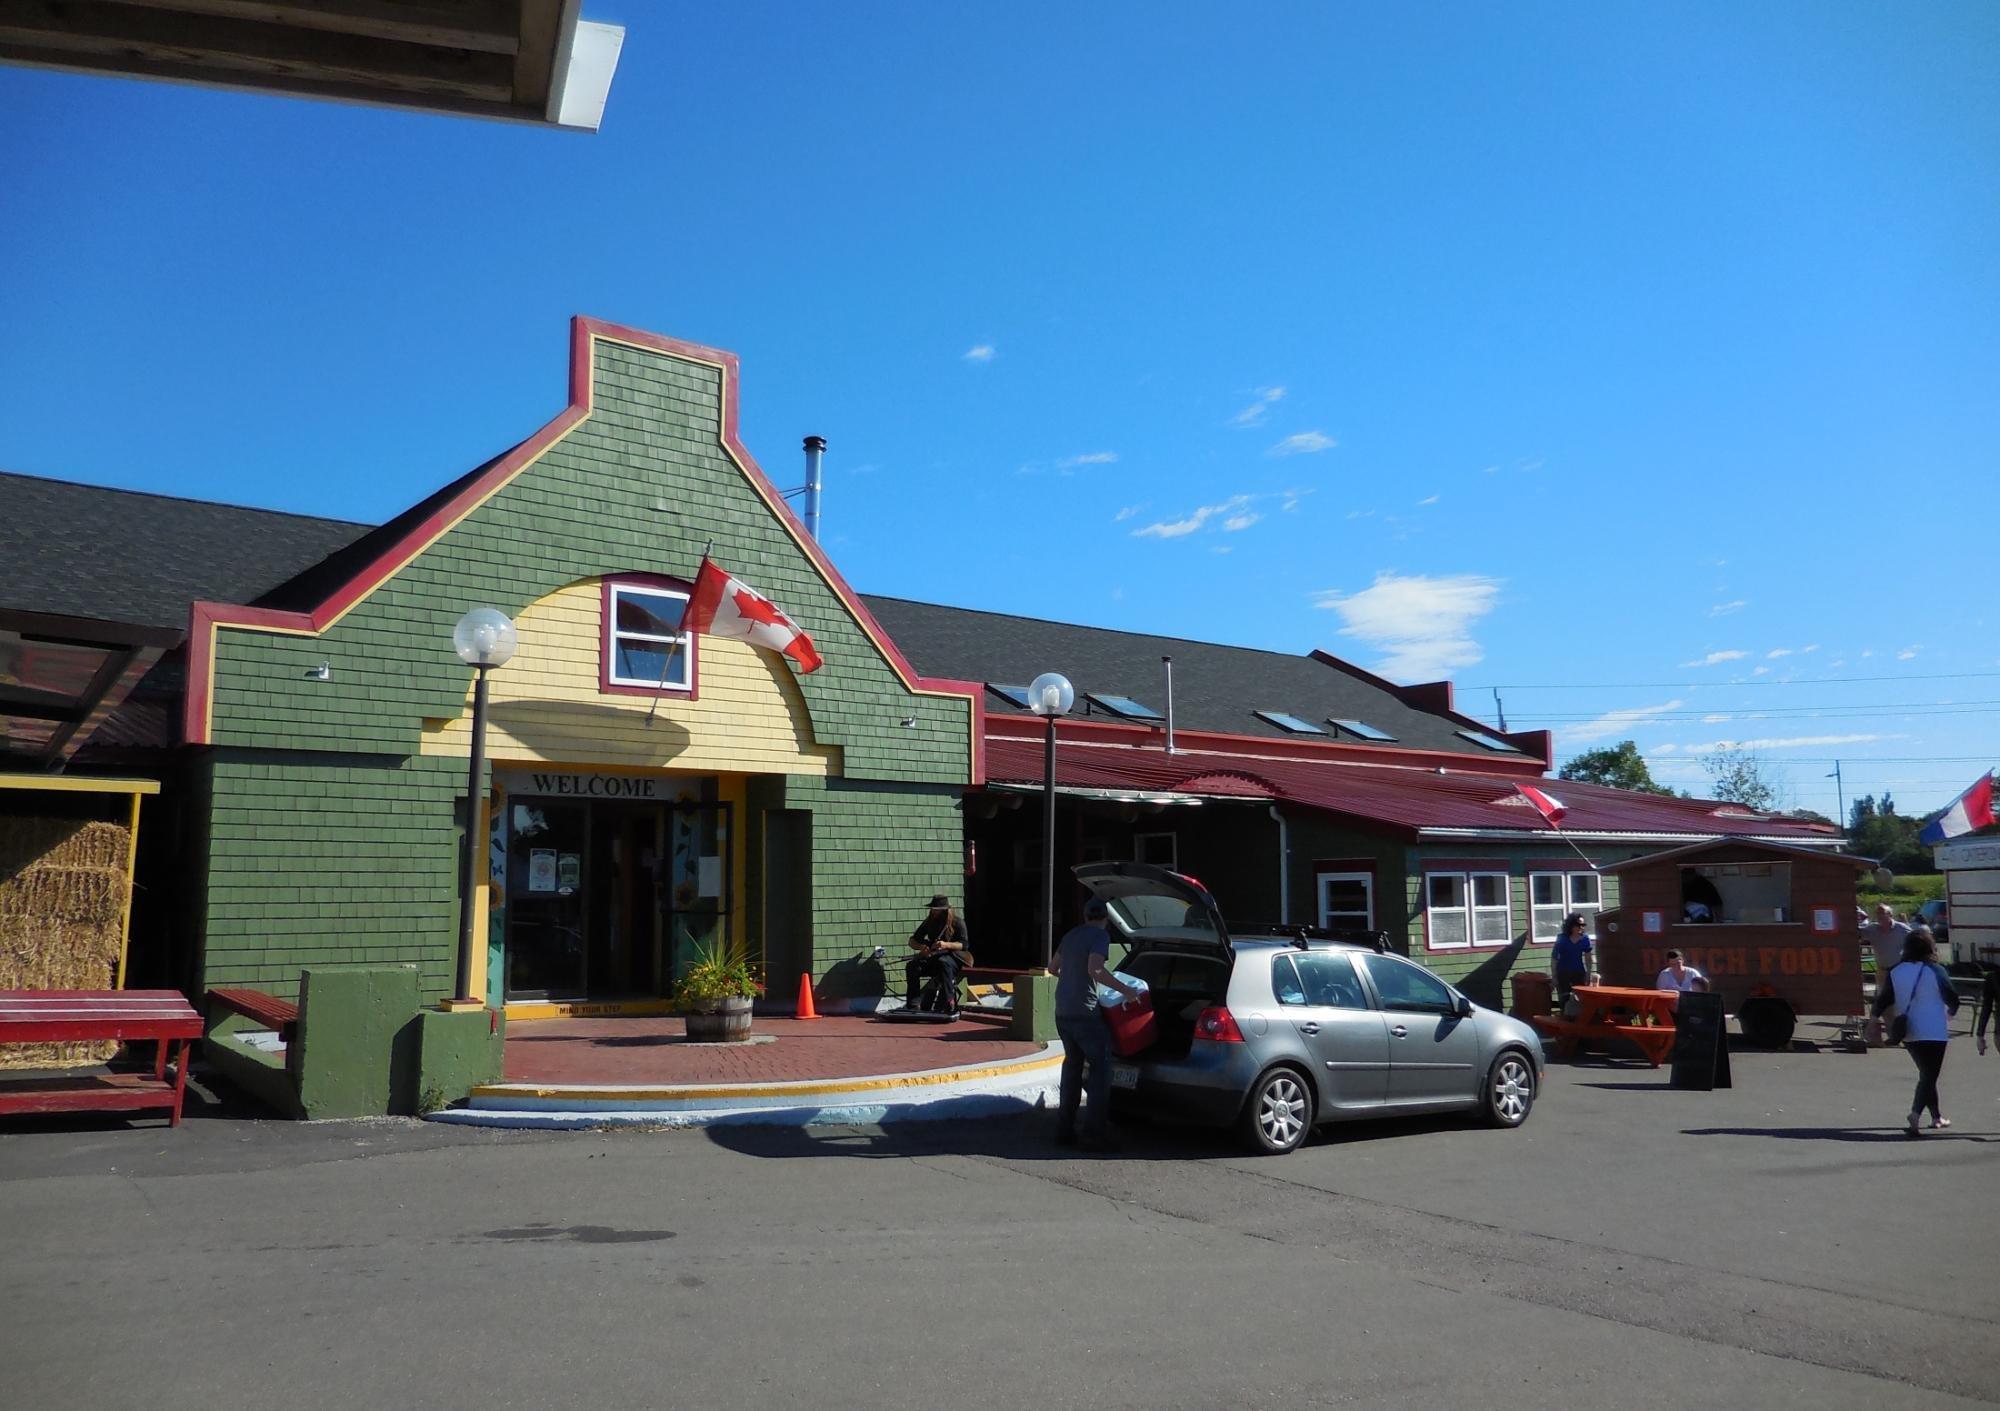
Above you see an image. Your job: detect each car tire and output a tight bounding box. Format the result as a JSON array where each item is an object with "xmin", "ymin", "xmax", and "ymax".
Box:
[
  {"xmin": 1239, "ymin": 1066, "xmax": 1313, "ymax": 1154},
  {"xmin": 1483, "ymin": 1049, "xmax": 1535, "ymax": 1128}
]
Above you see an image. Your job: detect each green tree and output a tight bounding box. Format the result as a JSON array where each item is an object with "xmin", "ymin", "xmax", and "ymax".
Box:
[
  {"xmin": 1557, "ymin": 740, "xmax": 1674, "ymax": 795},
  {"xmin": 1700, "ymin": 747, "xmax": 1786, "ymax": 812}
]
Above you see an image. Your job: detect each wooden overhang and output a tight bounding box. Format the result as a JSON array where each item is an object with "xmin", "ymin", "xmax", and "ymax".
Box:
[
  {"xmin": 0, "ymin": 608, "xmax": 179, "ymax": 770},
  {"xmin": 0, "ymin": 0, "xmax": 625, "ymax": 131}
]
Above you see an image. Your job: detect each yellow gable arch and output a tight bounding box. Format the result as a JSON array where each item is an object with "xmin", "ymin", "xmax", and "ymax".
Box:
[{"xmin": 420, "ymin": 577, "xmax": 840, "ymax": 776}]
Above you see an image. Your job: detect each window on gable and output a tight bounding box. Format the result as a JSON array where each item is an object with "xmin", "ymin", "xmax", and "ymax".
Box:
[
  {"xmin": 987, "ymin": 684, "xmax": 1033, "ymax": 709},
  {"xmin": 1255, "ymin": 710, "xmax": 1327, "ymax": 735},
  {"xmin": 1456, "ymin": 728, "xmax": 1523, "ymax": 753},
  {"xmin": 1086, "ymin": 693, "xmax": 1164, "ymax": 723},
  {"xmin": 606, "ymin": 580, "xmax": 694, "ymax": 692},
  {"xmin": 1330, "ymin": 719, "xmax": 1398, "ymax": 742}
]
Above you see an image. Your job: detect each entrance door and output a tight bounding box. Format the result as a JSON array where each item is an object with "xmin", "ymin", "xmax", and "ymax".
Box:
[
  {"xmin": 661, "ymin": 804, "xmax": 732, "ymax": 987},
  {"xmin": 505, "ymin": 801, "xmax": 590, "ymax": 998},
  {"xmin": 1359, "ymin": 953, "xmax": 1482, "ymax": 1106},
  {"xmin": 761, "ymin": 810, "xmax": 813, "ymax": 1003},
  {"xmin": 586, "ymin": 803, "xmax": 667, "ymax": 998}
]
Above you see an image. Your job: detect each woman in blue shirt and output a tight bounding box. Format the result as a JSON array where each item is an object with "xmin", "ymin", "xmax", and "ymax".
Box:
[{"xmin": 1550, "ymin": 913, "xmax": 1595, "ymax": 1007}]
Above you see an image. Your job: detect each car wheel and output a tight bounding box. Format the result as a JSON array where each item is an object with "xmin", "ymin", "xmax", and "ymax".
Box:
[
  {"xmin": 1484, "ymin": 1050, "xmax": 1535, "ymax": 1128},
  {"xmin": 1239, "ymin": 1067, "xmax": 1312, "ymax": 1154}
]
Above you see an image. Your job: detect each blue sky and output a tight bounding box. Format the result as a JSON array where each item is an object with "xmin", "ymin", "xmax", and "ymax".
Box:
[{"xmin": 2, "ymin": 3, "xmax": 1995, "ymax": 818}]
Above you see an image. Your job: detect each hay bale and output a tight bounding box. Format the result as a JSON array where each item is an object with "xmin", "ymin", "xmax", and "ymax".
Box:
[{"xmin": 0, "ymin": 817, "xmax": 133, "ymax": 1069}]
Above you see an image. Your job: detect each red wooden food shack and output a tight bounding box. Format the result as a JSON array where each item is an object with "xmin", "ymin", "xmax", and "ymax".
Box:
[{"xmin": 1594, "ymin": 839, "xmax": 1872, "ymax": 1048}]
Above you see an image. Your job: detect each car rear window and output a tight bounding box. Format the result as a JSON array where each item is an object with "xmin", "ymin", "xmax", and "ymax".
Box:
[{"xmin": 1109, "ymin": 892, "xmax": 1219, "ymax": 941}]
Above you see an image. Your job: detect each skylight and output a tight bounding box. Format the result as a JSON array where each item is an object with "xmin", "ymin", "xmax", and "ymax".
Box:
[
  {"xmin": 1255, "ymin": 710, "xmax": 1327, "ymax": 735},
  {"xmin": 1330, "ymin": 719, "xmax": 1398, "ymax": 742},
  {"xmin": 1456, "ymin": 728, "xmax": 1524, "ymax": 753},
  {"xmin": 987, "ymin": 684, "xmax": 1032, "ymax": 709},
  {"xmin": 1086, "ymin": 692, "xmax": 1164, "ymax": 723}
]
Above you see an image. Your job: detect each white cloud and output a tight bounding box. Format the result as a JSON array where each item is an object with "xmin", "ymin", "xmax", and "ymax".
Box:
[
  {"xmin": 1766, "ymin": 648, "xmax": 1793, "ymax": 659},
  {"xmin": 1683, "ymin": 650, "xmax": 1749, "ymax": 667},
  {"xmin": 1802, "ymin": 644, "xmax": 1820, "ymax": 654},
  {"xmin": 1702, "ymin": 713, "xmax": 1731, "ymax": 724},
  {"xmin": 1211, "ymin": 545, "xmax": 1233, "ymax": 555},
  {"xmin": 963, "ymin": 344, "xmax": 995, "ymax": 362},
  {"xmin": 1312, "ymin": 572, "xmax": 1502, "ymax": 681},
  {"xmin": 1898, "ymin": 645, "xmax": 1921, "ymax": 660},
  {"xmin": 1228, "ymin": 386, "xmax": 1285, "ymax": 428},
  {"xmin": 1132, "ymin": 494, "xmax": 1253, "ymax": 540},
  {"xmin": 1269, "ymin": 430, "xmax": 1336, "ymax": 457},
  {"xmin": 1860, "ymin": 649, "xmax": 1874, "ymax": 658},
  {"xmin": 1681, "ymin": 733, "xmax": 1893, "ymax": 752},
  {"xmin": 1417, "ymin": 494, "xmax": 1440, "ymax": 506},
  {"xmin": 1751, "ymin": 666, "xmax": 1771, "ymax": 676},
  {"xmin": 1480, "ymin": 464, "xmax": 1501, "ymax": 474},
  {"xmin": 1346, "ymin": 509, "xmax": 1375, "ymax": 521},
  {"xmin": 1222, "ymin": 513, "xmax": 1261, "ymax": 532},
  {"xmin": 1058, "ymin": 451, "xmax": 1118, "ymax": 468},
  {"xmin": 1559, "ymin": 699, "xmax": 1684, "ymax": 748},
  {"xmin": 1652, "ymin": 743, "xmax": 1679, "ymax": 755},
  {"xmin": 1709, "ymin": 600, "xmax": 1748, "ymax": 617},
  {"xmin": 1113, "ymin": 504, "xmax": 1144, "ymax": 522}
]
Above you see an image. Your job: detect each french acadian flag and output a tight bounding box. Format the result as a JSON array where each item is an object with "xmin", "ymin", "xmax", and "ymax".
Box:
[
  {"xmin": 1919, "ymin": 770, "xmax": 1996, "ymax": 846},
  {"xmin": 1517, "ymin": 784, "xmax": 1568, "ymax": 828},
  {"xmin": 685, "ymin": 558, "xmax": 824, "ymax": 674}
]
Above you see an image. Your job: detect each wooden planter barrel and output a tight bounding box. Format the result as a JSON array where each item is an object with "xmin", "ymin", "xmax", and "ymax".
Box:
[{"xmin": 684, "ymin": 995, "xmax": 754, "ymax": 1042}]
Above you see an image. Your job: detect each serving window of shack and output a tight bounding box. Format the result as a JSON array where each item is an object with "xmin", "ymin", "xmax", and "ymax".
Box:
[{"xmin": 1679, "ymin": 861, "xmax": 1794, "ymax": 925}]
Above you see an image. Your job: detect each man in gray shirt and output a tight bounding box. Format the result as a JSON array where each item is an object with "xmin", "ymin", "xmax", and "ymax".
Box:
[
  {"xmin": 1860, "ymin": 904, "xmax": 1912, "ymax": 988},
  {"xmin": 1049, "ymin": 897, "xmax": 1140, "ymax": 1151}
]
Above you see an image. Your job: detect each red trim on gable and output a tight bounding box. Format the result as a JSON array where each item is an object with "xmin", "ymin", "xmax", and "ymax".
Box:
[{"xmin": 182, "ymin": 316, "xmax": 987, "ymax": 783}]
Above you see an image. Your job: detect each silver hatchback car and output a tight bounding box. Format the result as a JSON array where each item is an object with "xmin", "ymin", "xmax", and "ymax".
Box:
[{"xmin": 1077, "ymin": 861, "xmax": 1547, "ymax": 1155}]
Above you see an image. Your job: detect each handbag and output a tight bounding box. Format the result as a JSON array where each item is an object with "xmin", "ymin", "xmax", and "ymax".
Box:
[{"xmin": 1888, "ymin": 962, "xmax": 1929, "ymax": 1045}]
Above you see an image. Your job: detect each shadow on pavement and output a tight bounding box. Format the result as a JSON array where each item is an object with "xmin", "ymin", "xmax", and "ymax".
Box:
[{"xmin": 1682, "ymin": 1125, "xmax": 2000, "ymax": 1143}]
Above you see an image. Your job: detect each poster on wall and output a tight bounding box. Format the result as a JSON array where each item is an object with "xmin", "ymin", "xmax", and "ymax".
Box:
[
  {"xmin": 1642, "ymin": 910, "xmax": 1665, "ymax": 934},
  {"xmin": 558, "ymin": 854, "xmax": 582, "ymax": 891},
  {"xmin": 1812, "ymin": 907, "xmax": 1837, "ymax": 933},
  {"xmin": 528, "ymin": 849, "xmax": 558, "ymax": 893},
  {"xmin": 697, "ymin": 855, "xmax": 723, "ymax": 899}
]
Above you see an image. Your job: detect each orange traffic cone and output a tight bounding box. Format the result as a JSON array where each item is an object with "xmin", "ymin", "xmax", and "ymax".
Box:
[{"xmin": 795, "ymin": 971, "xmax": 821, "ymax": 1021}]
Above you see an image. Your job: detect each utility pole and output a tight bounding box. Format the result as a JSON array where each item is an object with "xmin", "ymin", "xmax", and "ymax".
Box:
[
  {"xmin": 1492, "ymin": 688, "xmax": 1508, "ymax": 732},
  {"xmin": 1827, "ymin": 760, "xmax": 1845, "ymax": 832}
]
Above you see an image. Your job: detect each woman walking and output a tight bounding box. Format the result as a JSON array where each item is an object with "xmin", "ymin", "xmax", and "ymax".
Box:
[{"xmin": 1870, "ymin": 927, "xmax": 1961, "ymax": 1136}]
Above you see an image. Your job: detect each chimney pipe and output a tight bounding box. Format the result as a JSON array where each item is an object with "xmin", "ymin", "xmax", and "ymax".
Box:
[
  {"xmin": 1162, "ymin": 655, "xmax": 1176, "ymax": 754},
  {"xmin": 801, "ymin": 435, "xmax": 826, "ymax": 541}
]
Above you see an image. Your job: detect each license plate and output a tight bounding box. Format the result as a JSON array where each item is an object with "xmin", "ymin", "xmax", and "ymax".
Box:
[{"xmin": 1110, "ymin": 1063, "xmax": 1139, "ymax": 1090}]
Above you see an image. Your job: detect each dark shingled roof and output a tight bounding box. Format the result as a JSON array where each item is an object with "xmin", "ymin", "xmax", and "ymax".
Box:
[
  {"xmin": 0, "ymin": 470, "xmax": 371, "ymax": 632},
  {"xmin": 861, "ymin": 594, "xmax": 1510, "ymax": 760}
]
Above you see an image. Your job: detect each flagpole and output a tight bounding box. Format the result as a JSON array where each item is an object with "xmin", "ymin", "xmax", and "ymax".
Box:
[
  {"xmin": 1549, "ymin": 822, "xmax": 1597, "ymax": 871},
  {"xmin": 646, "ymin": 545, "xmax": 712, "ymax": 727}
]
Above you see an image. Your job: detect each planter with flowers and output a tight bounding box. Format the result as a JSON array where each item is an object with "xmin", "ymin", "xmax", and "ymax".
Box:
[{"xmin": 675, "ymin": 937, "xmax": 763, "ymax": 1042}]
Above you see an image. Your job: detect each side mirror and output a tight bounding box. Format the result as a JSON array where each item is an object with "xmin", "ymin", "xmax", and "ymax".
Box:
[{"xmin": 1454, "ymin": 995, "xmax": 1474, "ymax": 1018}]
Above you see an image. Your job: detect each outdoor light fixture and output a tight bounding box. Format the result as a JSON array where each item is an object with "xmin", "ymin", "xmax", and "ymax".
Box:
[
  {"xmin": 449, "ymin": 607, "xmax": 516, "ymax": 1008},
  {"xmin": 1027, "ymin": 671, "xmax": 1074, "ymax": 968}
]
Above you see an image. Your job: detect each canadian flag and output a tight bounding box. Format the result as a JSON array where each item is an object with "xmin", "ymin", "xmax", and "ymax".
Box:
[
  {"xmin": 1517, "ymin": 784, "xmax": 1568, "ymax": 827},
  {"xmin": 685, "ymin": 558, "xmax": 824, "ymax": 674},
  {"xmin": 1919, "ymin": 770, "xmax": 1995, "ymax": 846}
]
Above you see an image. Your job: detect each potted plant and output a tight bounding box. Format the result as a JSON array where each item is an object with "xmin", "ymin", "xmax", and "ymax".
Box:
[{"xmin": 675, "ymin": 936, "xmax": 763, "ymax": 1042}]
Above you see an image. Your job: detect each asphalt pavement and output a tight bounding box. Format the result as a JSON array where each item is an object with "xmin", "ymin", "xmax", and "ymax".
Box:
[{"xmin": 2, "ymin": 1038, "xmax": 1995, "ymax": 1410}]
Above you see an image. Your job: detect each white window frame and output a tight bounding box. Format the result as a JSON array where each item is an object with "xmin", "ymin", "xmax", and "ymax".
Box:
[
  {"xmin": 605, "ymin": 581, "xmax": 694, "ymax": 692},
  {"xmin": 1317, "ymin": 871, "xmax": 1375, "ymax": 931},
  {"xmin": 1529, "ymin": 870, "xmax": 1603, "ymax": 944},
  {"xmin": 1426, "ymin": 869, "xmax": 1513, "ymax": 951},
  {"xmin": 1133, "ymin": 831, "xmax": 1177, "ymax": 869}
]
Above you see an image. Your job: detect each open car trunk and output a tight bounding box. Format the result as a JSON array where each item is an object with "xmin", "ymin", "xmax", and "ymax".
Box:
[{"xmin": 1074, "ymin": 863, "xmax": 1236, "ymax": 1061}]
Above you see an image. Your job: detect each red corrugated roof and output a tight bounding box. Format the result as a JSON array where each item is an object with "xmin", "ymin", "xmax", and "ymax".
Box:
[{"xmin": 984, "ymin": 735, "xmax": 1839, "ymax": 841}]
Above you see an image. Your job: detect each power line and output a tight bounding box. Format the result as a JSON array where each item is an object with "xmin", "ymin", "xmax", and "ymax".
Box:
[
  {"xmin": 1521, "ymin": 703, "xmax": 2000, "ymax": 723},
  {"xmin": 1468, "ymin": 670, "xmax": 2000, "ymax": 690}
]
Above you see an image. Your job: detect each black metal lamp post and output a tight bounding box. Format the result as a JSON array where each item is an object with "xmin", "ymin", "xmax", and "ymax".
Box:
[
  {"xmin": 1027, "ymin": 671, "xmax": 1075, "ymax": 968},
  {"xmin": 451, "ymin": 607, "xmax": 517, "ymax": 1007}
]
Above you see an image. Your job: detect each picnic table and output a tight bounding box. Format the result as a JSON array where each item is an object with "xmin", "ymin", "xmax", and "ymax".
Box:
[
  {"xmin": 0, "ymin": 990, "xmax": 203, "ymax": 1126},
  {"xmin": 1529, "ymin": 983, "xmax": 1678, "ymax": 1067}
]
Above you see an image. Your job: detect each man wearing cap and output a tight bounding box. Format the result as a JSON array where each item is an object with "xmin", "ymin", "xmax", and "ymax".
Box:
[
  {"xmin": 905, "ymin": 895, "xmax": 971, "ymax": 1016},
  {"xmin": 1049, "ymin": 897, "xmax": 1141, "ymax": 1150}
]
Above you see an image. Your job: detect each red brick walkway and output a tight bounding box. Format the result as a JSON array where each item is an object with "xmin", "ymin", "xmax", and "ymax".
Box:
[{"xmin": 501, "ymin": 1015, "xmax": 1042, "ymax": 1087}]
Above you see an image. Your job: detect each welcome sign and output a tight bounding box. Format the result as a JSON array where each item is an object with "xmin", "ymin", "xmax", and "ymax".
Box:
[{"xmin": 498, "ymin": 770, "xmax": 701, "ymax": 802}]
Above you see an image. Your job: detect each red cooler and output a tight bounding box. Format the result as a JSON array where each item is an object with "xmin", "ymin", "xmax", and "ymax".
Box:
[{"xmin": 1103, "ymin": 992, "xmax": 1157, "ymax": 1057}]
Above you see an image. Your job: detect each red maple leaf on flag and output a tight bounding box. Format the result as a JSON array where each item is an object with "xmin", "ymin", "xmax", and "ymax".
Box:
[{"xmin": 732, "ymin": 588, "xmax": 791, "ymax": 628}]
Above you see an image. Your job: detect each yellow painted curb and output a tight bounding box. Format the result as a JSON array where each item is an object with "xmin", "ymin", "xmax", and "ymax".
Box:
[{"xmin": 472, "ymin": 1049, "xmax": 1062, "ymax": 1104}]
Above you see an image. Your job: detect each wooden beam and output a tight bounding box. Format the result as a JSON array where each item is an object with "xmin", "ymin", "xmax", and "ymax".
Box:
[
  {"xmin": 97, "ymin": 0, "xmax": 521, "ymax": 57},
  {"xmin": 511, "ymin": 0, "xmax": 561, "ymax": 112},
  {"xmin": 0, "ymin": 1, "xmax": 516, "ymax": 103}
]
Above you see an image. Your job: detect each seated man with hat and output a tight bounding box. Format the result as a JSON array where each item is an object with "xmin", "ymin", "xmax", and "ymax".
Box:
[{"xmin": 905, "ymin": 894, "xmax": 972, "ymax": 1015}]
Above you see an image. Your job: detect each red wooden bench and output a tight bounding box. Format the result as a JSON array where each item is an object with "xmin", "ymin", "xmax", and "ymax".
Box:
[
  {"xmin": 0, "ymin": 990, "xmax": 203, "ymax": 1126},
  {"xmin": 207, "ymin": 987, "xmax": 300, "ymax": 1044}
]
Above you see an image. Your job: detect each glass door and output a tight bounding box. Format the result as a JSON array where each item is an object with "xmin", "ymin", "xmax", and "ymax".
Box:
[
  {"xmin": 505, "ymin": 801, "xmax": 590, "ymax": 998},
  {"xmin": 664, "ymin": 804, "xmax": 732, "ymax": 987}
]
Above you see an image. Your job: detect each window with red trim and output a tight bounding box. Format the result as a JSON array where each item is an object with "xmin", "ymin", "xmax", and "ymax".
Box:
[{"xmin": 605, "ymin": 579, "xmax": 694, "ymax": 692}]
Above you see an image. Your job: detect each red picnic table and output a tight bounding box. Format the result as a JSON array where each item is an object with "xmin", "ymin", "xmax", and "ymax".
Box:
[
  {"xmin": 1529, "ymin": 984, "xmax": 1679, "ymax": 1067},
  {"xmin": 0, "ymin": 990, "xmax": 203, "ymax": 1126}
]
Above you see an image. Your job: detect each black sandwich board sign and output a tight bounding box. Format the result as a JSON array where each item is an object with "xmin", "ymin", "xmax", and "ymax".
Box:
[{"xmin": 1671, "ymin": 991, "xmax": 1732, "ymax": 1090}]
